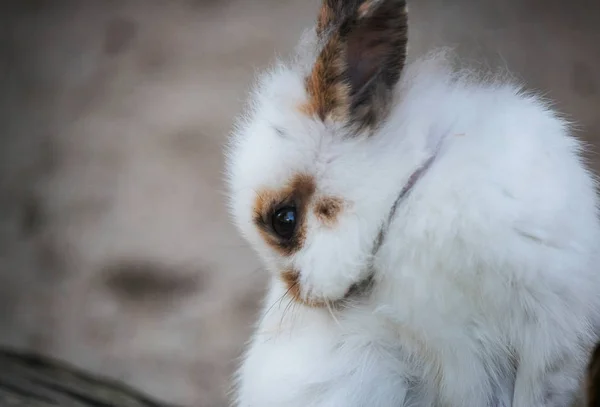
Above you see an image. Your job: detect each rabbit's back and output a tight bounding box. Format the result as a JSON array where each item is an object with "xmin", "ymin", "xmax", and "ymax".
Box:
[{"xmin": 365, "ymin": 56, "xmax": 600, "ymax": 405}]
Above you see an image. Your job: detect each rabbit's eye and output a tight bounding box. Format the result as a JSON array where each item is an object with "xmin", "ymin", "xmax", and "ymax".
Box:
[{"xmin": 272, "ymin": 207, "xmax": 297, "ymax": 239}]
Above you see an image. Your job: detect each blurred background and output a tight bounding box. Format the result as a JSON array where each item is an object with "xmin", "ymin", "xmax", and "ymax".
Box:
[{"xmin": 0, "ymin": 0, "xmax": 599, "ymax": 406}]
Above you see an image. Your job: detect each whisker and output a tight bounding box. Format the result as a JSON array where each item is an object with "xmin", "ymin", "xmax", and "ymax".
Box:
[
  {"xmin": 287, "ymin": 300, "xmax": 301, "ymax": 340},
  {"xmin": 326, "ymin": 299, "xmax": 341, "ymax": 327},
  {"xmin": 337, "ymin": 295, "xmax": 361, "ymax": 311},
  {"xmin": 280, "ymin": 291, "xmax": 297, "ymax": 328},
  {"xmin": 259, "ymin": 283, "xmax": 296, "ymax": 326},
  {"xmin": 278, "ymin": 283, "xmax": 296, "ymax": 309}
]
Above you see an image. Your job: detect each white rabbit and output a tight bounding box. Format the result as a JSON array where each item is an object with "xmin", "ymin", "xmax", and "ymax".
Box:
[{"xmin": 225, "ymin": 0, "xmax": 600, "ymax": 406}]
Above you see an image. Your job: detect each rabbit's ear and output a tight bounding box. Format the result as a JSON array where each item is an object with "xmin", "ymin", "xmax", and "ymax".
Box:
[
  {"xmin": 304, "ymin": 0, "xmax": 408, "ymax": 130},
  {"xmin": 315, "ymin": 0, "xmax": 362, "ymax": 37}
]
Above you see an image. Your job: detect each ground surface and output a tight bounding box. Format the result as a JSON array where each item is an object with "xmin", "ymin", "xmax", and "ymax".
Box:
[{"xmin": 1, "ymin": 0, "xmax": 599, "ymax": 406}]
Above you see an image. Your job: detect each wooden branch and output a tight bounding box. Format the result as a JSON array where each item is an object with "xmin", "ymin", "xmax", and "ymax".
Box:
[{"xmin": 0, "ymin": 348, "xmax": 178, "ymax": 407}]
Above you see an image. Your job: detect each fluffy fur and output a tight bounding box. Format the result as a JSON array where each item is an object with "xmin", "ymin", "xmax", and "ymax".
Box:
[{"xmin": 225, "ymin": 0, "xmax": 600, "ymax": 406}]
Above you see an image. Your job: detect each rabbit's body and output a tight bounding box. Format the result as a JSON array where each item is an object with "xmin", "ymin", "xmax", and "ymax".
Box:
[{"xmin": 226, "ymin": 1, "xmax": 600, "ymax": 406}]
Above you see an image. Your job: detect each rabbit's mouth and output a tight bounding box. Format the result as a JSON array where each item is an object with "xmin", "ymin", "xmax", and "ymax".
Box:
[{"xmin": 281, "ymin": 268, "xmax": 374, "ymax": 308}]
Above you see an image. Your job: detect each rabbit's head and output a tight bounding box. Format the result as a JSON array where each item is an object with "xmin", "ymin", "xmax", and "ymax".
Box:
[{"xmin": 226, "ymin": 0, "xmax": 437, "ymax": 306}]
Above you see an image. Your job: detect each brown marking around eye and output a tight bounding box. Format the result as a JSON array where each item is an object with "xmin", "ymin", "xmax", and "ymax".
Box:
[
  {"xmin": 253, "ymin": 173, "xmax": 316, "ymax": 256},
  {"xmin": 314, "ymin": 196, "xmax": 345, "ymax": 227}
]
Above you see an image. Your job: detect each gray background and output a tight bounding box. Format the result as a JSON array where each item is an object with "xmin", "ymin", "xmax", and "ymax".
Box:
[{"xmin": 1, "ymin": 0, "xmax": 599, "ymax": 406}]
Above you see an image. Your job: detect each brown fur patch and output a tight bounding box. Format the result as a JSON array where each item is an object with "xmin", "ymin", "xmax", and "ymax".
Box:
[
  {"xmin": 280, "ymin": 268, "xmax": 326, "ymax": 308},
  {"xmin": 280, "ymin": 269, "xmax": 302, "ymax": 303},
  {"xmin": 316, "ymin": 1, "xmax": 335, "ymax": 36},
  {"xmin": 315, "ymin": 0, "xmax": 363, "ymax": 37},
  {"xmin": 314, "ymin": 196, "xmax": 345, "ymax": 226},
  {"xmin": 300, "ymin": 33, "xmax": 349, "ymax": 121},
  {"xmin": 357, "ymin": 0, "xmax": 378, "ymax": 17},
  {"xmin": 586, "ymin": 341, "xmax": 600, "ymax": 406},
  {"xmin": 253, "ymin": 174, "xmax": 316, "ymax": 256}
]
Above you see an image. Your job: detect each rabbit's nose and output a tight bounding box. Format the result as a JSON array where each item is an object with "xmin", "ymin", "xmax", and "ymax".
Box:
[
  {"xmin": 279, "ymin": 268, "xmax": 330, "ymax": 308},
  {"xmin": 280, "ymin": 267, "xmax": 375, "ymax": 308}
]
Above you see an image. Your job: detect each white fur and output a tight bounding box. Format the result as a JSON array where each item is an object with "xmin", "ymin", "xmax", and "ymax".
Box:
[{"xmin": 225, "ymin": 28, "xmax": 600, "ymax": 407}]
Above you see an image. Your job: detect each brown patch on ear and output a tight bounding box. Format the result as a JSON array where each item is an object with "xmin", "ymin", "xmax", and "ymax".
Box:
[
  {"xmin": 316, "ymin": 1, "xmax": 335, "ymax": 36},
  {"xmin": 314, "ymin": 196, "xmax": 345, "ymax": 226},
  {"xmin": 303, "ymin": 0, "xmax": 408, "ymax": 131},
  {"xmin": 315, "ymin": 0, "xmax": 363, "ymax": 37},
  {"xmin": 301, "ymin": 34, "xmax": 349, "ymax": 121},
  {"xmin": 357, "ymin": 0, "xmax": 378, "ymax": 17},
  {"xmin": 253, "ymin": 174, "xmax": 316, "ymax": 256},
  {"xmin": 586, "ymin": 341, "xmax": 600, "ymax": 406}
]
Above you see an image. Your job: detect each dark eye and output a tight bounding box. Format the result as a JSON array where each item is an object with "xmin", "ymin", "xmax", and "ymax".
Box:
[{"xmin": 271, "ymin": 206, "xmax": 297, "ymax": 239}]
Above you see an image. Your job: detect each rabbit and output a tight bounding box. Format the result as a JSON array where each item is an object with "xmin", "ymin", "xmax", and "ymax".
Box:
[{"xmin": 224, "ymin": 0, "xmax": 600, "ymax": 406}]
